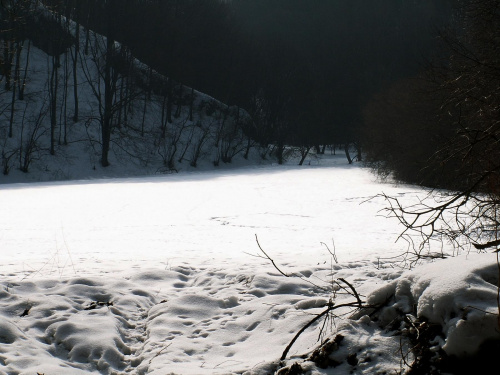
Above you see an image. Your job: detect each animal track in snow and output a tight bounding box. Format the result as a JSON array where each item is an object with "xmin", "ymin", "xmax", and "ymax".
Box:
[{"xmin": 245, "ymin": 321, "xmax": 260, "ymax": 331}]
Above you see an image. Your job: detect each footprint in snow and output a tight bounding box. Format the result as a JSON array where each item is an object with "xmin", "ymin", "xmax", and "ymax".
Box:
[{"xmin": 245, "ymin": 321, "xmax": 260, "ymax": 332}]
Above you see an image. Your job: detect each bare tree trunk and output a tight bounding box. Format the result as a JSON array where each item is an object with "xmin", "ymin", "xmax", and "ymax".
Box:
[
  {"xmin": 276, "ymin": 142, "xmax": 284, "ymax": 165},
  {"xmin": 84, "ymin": 26, "xmax": 90, "ymax": 55},
  {"xmin": 8, "ymin": 41, "xmax": 22, "ymax": 138},
  {"xmin": 175, "ymin": 83, "xmax": 183, "ymax": 118},
  {"xmin": 147, "ymin": 67, "xmax": 152, "ymax": 100},
  {"xmin": 298, "ymin": 146, "xmax": 311, "ymax": 165},
  {"xmin": 355, "ymin": 143, "xmax": 362, "ymax": 162},
  {"xmin": 3, "ymin": 40, "xmax": 13, "ymax": 91},
  {"xmin": 141, "ymin": 68, "xmax": 152, "ymax": 136},
  {"xmin": 101, "ymin": 0, "xmax": 117, "ymax": 167},
  {"xmin": 189, "ymin": 86, "xmax": 194, "ymax": 122},
  {"xmin": 191, "ymin": 128, "xmax": 210, "ymax": 167},
  {"xmin": 179, "ymin": 125, "xmax": 195, "ymax": 163},
  {"xmin": 49, "ymin": 55, "xmax": 59, "ymax": 155},
  {"xmin": 141, "ymin": 91, "xmax": 147, "ymax": 137},
  {"xmin": 160, "ymin": 91, "xmax": 167, "ymax": 138},
  {"xmin": 19, "ymin": 39, "xmax": 30, "ymax": 100},
  {"xmin": 167, "ymin": 77, "xmax": 173, "ymax": 123},
  {"xmin": 71, "ymin": 18, "xmax": 80, "ymax": 122},
  {"xmin": 244, "ymin": 135, "xmax": 253, "ymax": 159},
  {"xmin": 60, "ymin": 51, "xmax": 68, "ymax": 145},
  {"xmin": 344, "ymin": 143, "xmax": 353, "ymax": 164},
  {"xmin": 124, "ymin": 64, "xmax": 131, "ymax": 127},
  {"xmin": 117, "ymin": 74, "xmax": 124, "ymax": 128},
  {"xmin": 101, "ymin": 34, "xmax": 114, "ymax": 167}
]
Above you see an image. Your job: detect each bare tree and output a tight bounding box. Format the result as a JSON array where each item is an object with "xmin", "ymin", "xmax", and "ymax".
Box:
[
  {"xmin": 72, "ymin": 1, "xmax": 81, "ymax": 122},
  {"xmin": 79, "ymin": 7, "xmax": 134, "ymax": 167},
  {"xmin": 189, "ymin": 125, "xmax": 210, "ymax": 168},
  {"xmin": 156, "ymin": 116, "xmax": 189, "ymax": 172},
  {"xmin": 374, "ymin": 0, "xmax": 500, "ymax": 260},
  {"xmin": 100, "ymin": 2, "xmax": 115, "ymax": 167},
  {"xmin": 19, "ymin": 97, "xmax": 49, "ymax": 172},
  {"xmin": 8, "ymin": 38, "xmax": 22, "ymax": 138},
  {"xmin": 217, "ymin": 107, "xmax": 246, "ymax": 164},
  {"xmin": 1, "ymin": 0, "xmax": 33, "ymax": 137}
]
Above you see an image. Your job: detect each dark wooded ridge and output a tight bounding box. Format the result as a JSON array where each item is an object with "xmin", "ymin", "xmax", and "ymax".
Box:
[{"xmin": 33, "ymin": 0, "xmax": 454, "ymax": 160}]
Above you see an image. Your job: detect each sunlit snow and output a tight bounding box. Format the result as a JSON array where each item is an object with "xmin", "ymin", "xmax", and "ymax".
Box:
[
  {"xmin": 0, "ymin": 158, "xmax": 498, "ymax": 374},
  {"xmin": 0, "ymin": 158, "xmax": 416, "ymax": 278}
]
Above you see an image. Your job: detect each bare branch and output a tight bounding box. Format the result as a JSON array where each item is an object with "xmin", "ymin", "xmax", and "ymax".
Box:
[{"xmin": 255, "ymin": 234, "xmax": 289, "ymax": 277}]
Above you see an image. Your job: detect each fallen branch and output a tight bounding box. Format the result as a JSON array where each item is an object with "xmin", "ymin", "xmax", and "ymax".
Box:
[
  {"xmin": 281, "ymin": 301, "xmax": 363, "ymax": 360},
  {"xmin": 337, "ymin": 278, "xmax": 363, "ymax": 308}
]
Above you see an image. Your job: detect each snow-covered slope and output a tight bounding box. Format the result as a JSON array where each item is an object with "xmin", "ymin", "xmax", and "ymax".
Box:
[{"xmin": 1, "ymin": 14, "xmax": 262, "ymax": 185}]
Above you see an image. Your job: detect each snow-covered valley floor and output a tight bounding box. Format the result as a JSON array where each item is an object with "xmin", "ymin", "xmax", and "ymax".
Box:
[{"xmin": 0, "ymin": 157, "xmax": 498, "ymax": 374}]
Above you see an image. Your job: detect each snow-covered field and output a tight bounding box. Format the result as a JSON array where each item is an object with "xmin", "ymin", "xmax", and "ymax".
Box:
[{"xmin": 0, "ymin": 157, "xmax": 498, "ymax": 374}]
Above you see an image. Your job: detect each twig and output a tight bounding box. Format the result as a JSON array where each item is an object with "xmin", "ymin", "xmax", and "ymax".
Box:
[
  {"xmin": 255, "ymin": 234, "xmax": 289, "ymax": 277},
  {"xmin": 317, "ymin": 305, "xmax": 332, "ymax": 342},
  {"xmin": 321, "ymin": 239, "xmax": 338, "ymax": 264},
  {"xmin": 60, "ymin": 225, "xmax": 76, "ymax": 274},
  {"xmin": 213, "ymin": 359, "xmax": 243, "ymax": 369},
  {"xmin": 253, "ymin": 235, "xmax": 329, "ymax": 291},
  {"xmin": 404, "ymin": 314, "xmax": 420, "ymax": 340},
  {"xmin": 149, "ymin": 342, "xmax": 172, "ymax": 364},
  {"xmin": 338, "ymin": 278, "xmax": 363, "ymax": 308}
]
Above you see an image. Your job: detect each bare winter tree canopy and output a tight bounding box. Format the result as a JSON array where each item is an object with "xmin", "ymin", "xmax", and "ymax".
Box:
[{"xmin": 364, "ymin": 0, "xmax": 500, "ymax": 257}]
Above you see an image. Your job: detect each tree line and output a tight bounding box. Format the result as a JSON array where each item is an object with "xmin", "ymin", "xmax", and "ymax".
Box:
[
  {"xmin": 0, "ymin": 0, "xmax": 255, "ymax": 174},
  {"xmin": 363, "ymin": 0, "xmax": 500, "ymax": 255},
  {"xmin": 33, "ymin": 0, "xmax": 453, "ymax": 164},
  {"xmin": 1, "ymin": 0, "xmax": 459, "ymax": 172}
]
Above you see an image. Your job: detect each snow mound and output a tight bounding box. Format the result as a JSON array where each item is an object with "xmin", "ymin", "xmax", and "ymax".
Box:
[{"xmin": 368, "ymin": 253, "xmax": 500, "ymax": 357}]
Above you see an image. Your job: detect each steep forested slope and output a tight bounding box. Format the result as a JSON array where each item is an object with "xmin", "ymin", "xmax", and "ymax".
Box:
[{"xmin": 0, "ymin": 2, "xmax": 257, "ymax": 183}]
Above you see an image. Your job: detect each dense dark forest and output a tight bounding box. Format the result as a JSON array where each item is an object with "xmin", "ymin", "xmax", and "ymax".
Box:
[
  {"xmin": 35, "ymin": 0, "xmax": 455, "ymax": 164},
  {"xmin": 2, "ymin": 0, "xmax": 498, "ymax": 192}
]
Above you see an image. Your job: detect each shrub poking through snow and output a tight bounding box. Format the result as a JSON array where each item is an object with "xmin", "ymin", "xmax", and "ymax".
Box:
[
  {"xmin": 254, "ymin": 235, "xmax": 373, "ymax": 364},
  {"xmin": 359, "ymin": 254, "xmax": 500, "ymax": 374},
  {"xmin": 308, "ymin": 334, "xmax": 344, "ymax": 369},
  {"xmin": 275, "ymin": 362, "xmax": 304, "ymax": 375}
]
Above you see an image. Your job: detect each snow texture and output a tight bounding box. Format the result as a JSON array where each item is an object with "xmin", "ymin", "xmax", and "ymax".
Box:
[{"xmin": 1, "ymin": 160, "xmax": 499, "ymax": 374}]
